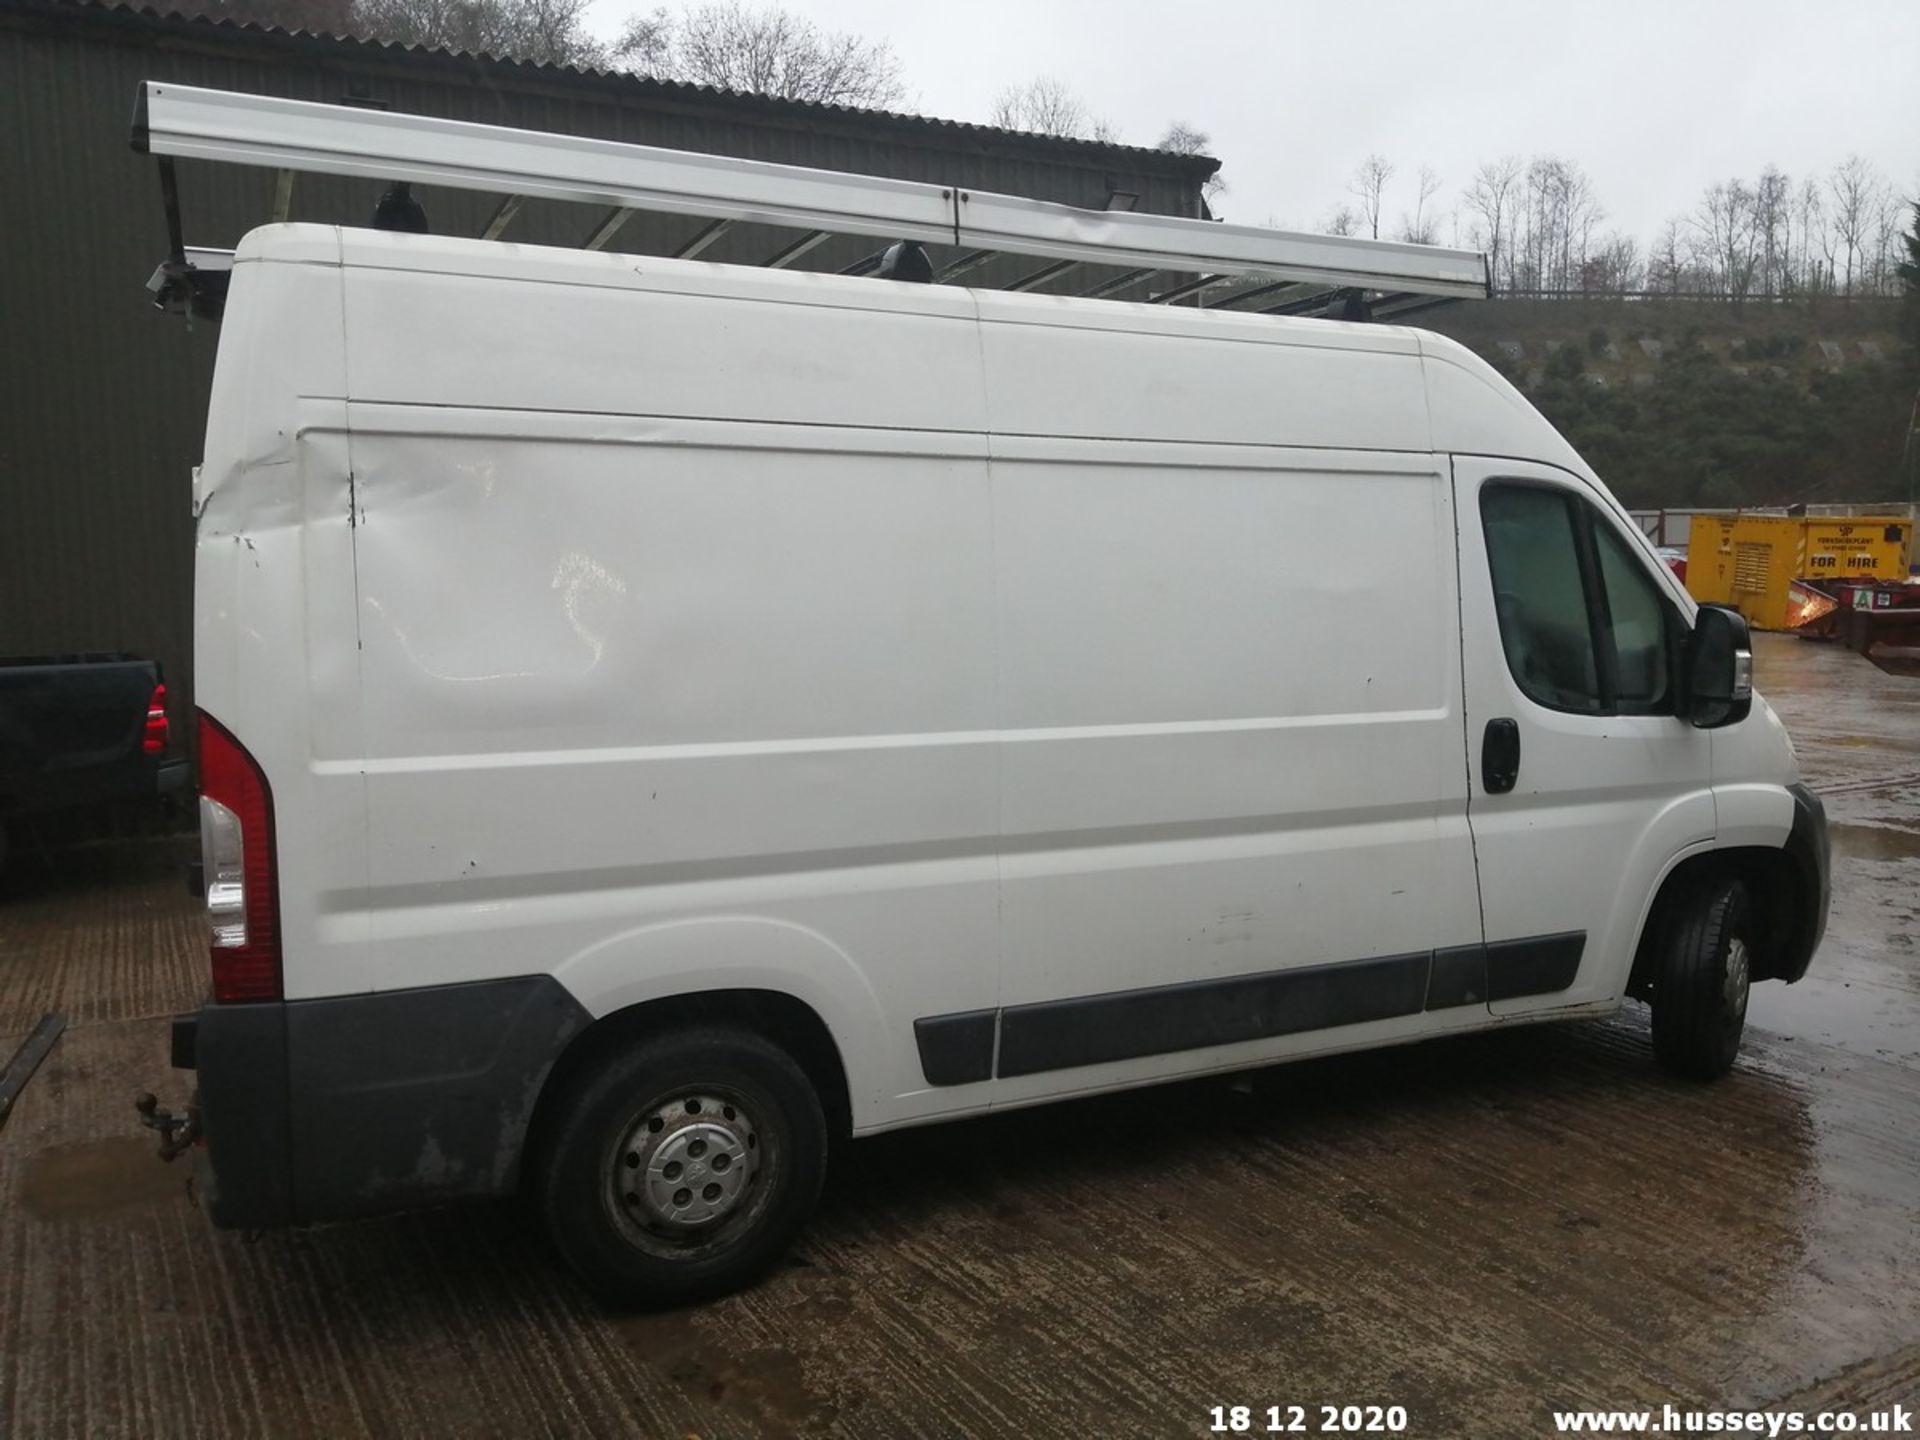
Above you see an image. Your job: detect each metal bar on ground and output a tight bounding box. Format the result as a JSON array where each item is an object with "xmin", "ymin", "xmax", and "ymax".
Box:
[
  {"xmin": 763, "ymin": 230, "xmax": 830, "ymax": 269},
  {"xmin": 481, "ymin": 193, "xmax": 524, "ymax": 241},
  {"xmin": 133, "ymin": 82, "xmax": 1489, "ymax": 298},
  {"xmin": 0, "ymin": 1013, "xmax": 67, "ymax": 1133}
]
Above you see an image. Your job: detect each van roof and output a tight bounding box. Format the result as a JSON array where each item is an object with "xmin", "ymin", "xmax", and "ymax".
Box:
[{"xmin": 238, "ymin": 222, "xmax": 1590, "ymax": 478}]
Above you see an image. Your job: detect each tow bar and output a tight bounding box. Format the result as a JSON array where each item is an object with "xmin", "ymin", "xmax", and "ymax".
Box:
[
  {"xmin": 0, "ymin": 1012, "xmax": 66, "ymax": 1134},
  {"xmin": 134, "ymin": 1090, "xmax": 201, "ymax": 1161}
]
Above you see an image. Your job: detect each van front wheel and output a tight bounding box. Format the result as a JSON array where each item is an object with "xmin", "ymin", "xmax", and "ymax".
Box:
[
  {"xmin": 534, "ymin": 1027, "xmax": 827, "ymax": 1308},
  {"xmin": 1650, "ymin": 877, "xmax": 1753, "ymax": 1081}
]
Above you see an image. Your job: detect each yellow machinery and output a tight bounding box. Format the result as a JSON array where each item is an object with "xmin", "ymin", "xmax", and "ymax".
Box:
[{"xmin": 1685, "ymin": 514, "xmax": 1915, "ymax": 630}]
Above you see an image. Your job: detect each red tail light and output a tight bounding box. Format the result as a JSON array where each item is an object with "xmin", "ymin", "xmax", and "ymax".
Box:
[
  {"xmin": 197, "ymin": 711, "xmax": 282, "ymax": 1003},
  {"xmin": 143, "ymin": 683, "xmax": 170, "ymax": 755}
]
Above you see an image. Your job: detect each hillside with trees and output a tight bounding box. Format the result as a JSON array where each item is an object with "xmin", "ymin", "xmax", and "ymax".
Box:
[
  {"xmin": 1318, "ymin": 161, "xmax": 1920, "ymax": 510},
  {"xmin": 1427, "ymin": 297, "xmax": 1913, "ymax": 509}
]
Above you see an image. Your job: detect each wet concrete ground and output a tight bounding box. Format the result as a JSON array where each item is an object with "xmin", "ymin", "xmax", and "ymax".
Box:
[{"xmin": 2, "ymin": 634, "xmax": 1916, "ymax": 1437}]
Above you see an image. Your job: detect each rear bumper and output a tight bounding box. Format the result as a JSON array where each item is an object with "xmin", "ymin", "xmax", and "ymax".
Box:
[{"xmin": 172, "ymin": 976, "xmax": 591, "ymax": 1230}]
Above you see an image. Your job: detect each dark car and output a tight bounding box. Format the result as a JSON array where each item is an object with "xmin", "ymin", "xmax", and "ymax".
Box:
[{"xmin": 0, "ymin": 654, "xmax": 187, "ymax": 869}]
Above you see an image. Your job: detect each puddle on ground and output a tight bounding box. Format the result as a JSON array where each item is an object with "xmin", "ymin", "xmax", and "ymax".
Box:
[
  {"xmin": 1829, "ymin": 823, "xmax": 1920, "ymax": 862},
  {"xmin": 17, "ymin": 1136, "xmax": 189, "ymax": 1221},
  {"xmin": 617, "ymin": 1301, "xmax": 839, "ymax": 1437},
  {"xmin": 1870, "ymin": 649, "xmax": 1920, "ymax": 680}
]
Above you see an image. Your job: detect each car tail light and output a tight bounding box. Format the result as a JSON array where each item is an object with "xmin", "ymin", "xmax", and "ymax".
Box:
[
  {"xmin": 143, "ymin": 683, "xmax": 170, "ymax": 755},
  {"xmin": 197, "ymin": 711, "xmax": 281, "ymax": 1002}
]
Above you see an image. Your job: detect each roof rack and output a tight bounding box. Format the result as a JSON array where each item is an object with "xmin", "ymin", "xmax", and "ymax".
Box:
[{"xmin": 131, "ymin": 81, "xmax": 1491, "ymax": 322}]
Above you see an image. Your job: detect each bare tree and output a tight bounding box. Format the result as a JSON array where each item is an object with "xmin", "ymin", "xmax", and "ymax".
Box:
[
  {"xmin": 1461, "ymin": 156, "xmax": 1522, "ymax": 292},
  {"xmin": 1867, "ymin": 189, "xmax": 1907, "ymax": 295},
  {"xmin": 990, "ymin": 77, "xmax": 1116, "ymax": 141},
  {"xmin": 1754, "ymin": 166, "xmax": 1790, "ymax": 296},
  {"xmin": 1348, "ymin": 154, "xmax": 1394, "ymax": 239},
  {"xmin": 1158, "ymin": 121, "xmax": 1226, "ymax": 201},
  {"xmin": 1307, "ymin": 148, "xmax": 1912, "ymax": 302},
  {"xmin": 615, "ymin": 2, "xmax": 905, "ymax": 108},
  {"xmin": 1320, "ymin": 205, "xmax": 1360, "ymax": 237},
  {"xmin": 357, "ymin": 0, "xmax": 605, "ymax": 64},
  {"xmin": 1645, "ymin": 219, "xmax": 1689, "ymax": 293},
  {"xmin": 616, "ymin": 7, "xmax": 673, "ymax": 70},
  {"xmin": 1510, "ymin": 156, "xmax": 1603, "ymax": 293},
  {"xmin": 1399, "ymin": 163, "xmax": 1443, "ymax": 245},
  {"xmin": 1692, "ymin": 179, "xmax": 1761, "ymax": 297},
  {"xmin": 1795, "ymin": 176, "xmax": 1830, "ymax": 294},
  {"xmin": 1828, "ymin": 155, "xmax": 1886, "ymax": 295},
  {"xmin": 1581, "ymin": 232, "xmax": 1642, "ymax": 294}
]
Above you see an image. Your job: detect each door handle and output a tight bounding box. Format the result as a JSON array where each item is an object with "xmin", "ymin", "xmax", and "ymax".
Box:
[{"xmin": 1482, "ymin": 718, "xmax": 1520, "ymax": 794}]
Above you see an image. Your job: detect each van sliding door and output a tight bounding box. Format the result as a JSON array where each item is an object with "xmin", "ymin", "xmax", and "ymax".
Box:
[{"xmin": 982, "ymin": 442, "xmax": 1486, "ymax": 1096}]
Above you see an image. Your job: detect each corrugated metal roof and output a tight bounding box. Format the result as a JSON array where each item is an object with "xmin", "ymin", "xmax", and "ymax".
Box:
[{"xmin": 18, "ymin": 0, "xmax": 1222, "ymax": 174}]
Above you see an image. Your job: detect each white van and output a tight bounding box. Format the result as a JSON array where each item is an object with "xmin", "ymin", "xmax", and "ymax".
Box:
[{"xmin": 154, "ymin": 221, "xmax": 1828, "ymax": 1307}]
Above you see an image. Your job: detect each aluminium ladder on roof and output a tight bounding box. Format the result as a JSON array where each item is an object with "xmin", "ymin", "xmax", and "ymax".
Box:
[{"xmin": 131, "ymin": 81, "xmax": 1492, "ymax": 316}]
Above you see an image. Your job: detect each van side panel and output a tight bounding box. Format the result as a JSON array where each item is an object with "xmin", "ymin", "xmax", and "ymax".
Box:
[{"xmin": 979, "ymin": 435, "xmax": 1486, "ymax": 1100}]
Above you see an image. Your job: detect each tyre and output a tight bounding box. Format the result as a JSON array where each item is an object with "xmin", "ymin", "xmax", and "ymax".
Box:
[
  {"xmin": 533, "ymin": 1026, "xmax": 827, "ymax": 1309},
  {"xmin": 1650, "ymin": 877, "xmax": 1754, "ymax": 1081}
]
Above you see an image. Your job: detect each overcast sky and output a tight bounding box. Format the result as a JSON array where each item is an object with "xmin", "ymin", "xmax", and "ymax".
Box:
[{"xmin": 581, "ymin": 0, "xmax": 1918, "ymax": 246}]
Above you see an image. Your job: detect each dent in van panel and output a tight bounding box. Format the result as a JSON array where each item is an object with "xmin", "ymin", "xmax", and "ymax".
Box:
[
  {"xmin": 200, "ymin": 248, "xmax": 348, "ymax": 506},
  {"xmin": 192, "ymin": 421, "xmax": 370, "ymax": 1001},
  {"xmin": 295, "ymin": 426, "xmax": 365, "ymax": 766},
  {"xmin": 350, "ymin": 434, "xmax": 996, "ymax": 753}
]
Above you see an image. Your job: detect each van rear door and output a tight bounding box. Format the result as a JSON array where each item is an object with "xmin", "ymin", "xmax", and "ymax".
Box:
[{"xmin": 1451, "ymin": 457, "xmax": 1714, "ymax": 1014}]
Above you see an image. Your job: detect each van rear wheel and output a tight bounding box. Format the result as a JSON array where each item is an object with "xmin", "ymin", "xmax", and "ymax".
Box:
[
  {"xmin": 534, "ymin": 1026, "xmax": 827, "ymax": 1308},
  {"xmin": 1650, "ymin": 877, "xmax": 1753, "ymax": 1082}
]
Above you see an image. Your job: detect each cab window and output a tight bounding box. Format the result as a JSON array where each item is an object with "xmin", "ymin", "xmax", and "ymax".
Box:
[
  {"xmin": 1481, "ymin": 483, "xmax": 1675, "ymax": 717},
  {"xmin": 1592, "ymin": 521, "xmax": 1671, "ymax": 713}
]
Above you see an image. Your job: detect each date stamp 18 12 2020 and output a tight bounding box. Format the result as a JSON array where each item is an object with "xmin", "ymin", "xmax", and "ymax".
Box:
[{"xmin": 1210, "ymin": 1405, "xmax": 1409, "ymax": 1434}]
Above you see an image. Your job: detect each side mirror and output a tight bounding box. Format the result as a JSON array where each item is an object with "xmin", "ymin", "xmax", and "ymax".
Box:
[{"xmin": 1686, "ymin": 604, "xmax": 1753, "ymax": 729}]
